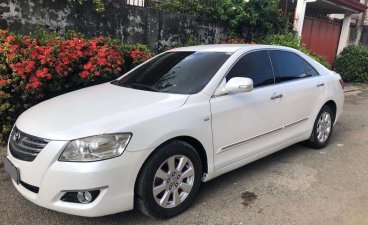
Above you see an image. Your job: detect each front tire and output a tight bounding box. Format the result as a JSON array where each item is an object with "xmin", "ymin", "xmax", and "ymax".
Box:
[
  {"xmin": 306, "ymin": 105, "xmax": 334, "ymax": 149},
  {"xmin": 135, "ymin": 140, "xmax": 202, "ymax": 219}
]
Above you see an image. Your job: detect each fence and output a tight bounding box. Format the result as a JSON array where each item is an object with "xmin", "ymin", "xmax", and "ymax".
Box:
[{"xmin": 124, "ymin": 0, "xmax": 145, "ymax": 7}]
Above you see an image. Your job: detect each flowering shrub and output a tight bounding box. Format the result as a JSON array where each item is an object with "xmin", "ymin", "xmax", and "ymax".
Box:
[
  {"xmin": 0, "ymin": 30, "xmax": 153, "ymax": 143},
  {"xmin": 121, "ymin": 44, "xmax": 154, "ymax": 71},
  {"xmin": 220, "ymin": 36, "xmax": 246, "ymax": 44}
]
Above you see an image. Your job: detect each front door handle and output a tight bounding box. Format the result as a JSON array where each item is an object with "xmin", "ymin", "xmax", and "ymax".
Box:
[
  {"xmin": 271, "ymin": 94, "xmax": 283, "ymax": 100},
  {"xmin": 317, "ymin": 83, "xmax": 325, "ymax": 87}
]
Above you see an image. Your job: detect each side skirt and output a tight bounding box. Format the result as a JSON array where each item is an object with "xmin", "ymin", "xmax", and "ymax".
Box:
[{"xmin": 202, "ymin": 132, "xmax": 309, "ymax": 182}]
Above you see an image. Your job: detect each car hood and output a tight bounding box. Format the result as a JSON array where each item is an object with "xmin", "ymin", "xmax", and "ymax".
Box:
[{"xmin": 16, "ymin": 83, "xmax": 189, "ymax": 140}]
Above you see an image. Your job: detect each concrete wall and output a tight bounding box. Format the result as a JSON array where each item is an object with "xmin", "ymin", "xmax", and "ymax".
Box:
[{"xmin": 0, "ymin": 0, "xmax": 229, "ymax": 52}]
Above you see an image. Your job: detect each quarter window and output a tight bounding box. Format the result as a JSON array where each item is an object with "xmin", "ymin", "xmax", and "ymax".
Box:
[
  {"xmin": 226, "ymin": 51, "xmax": 274, "ymax": 88},
  {"xmin": 270, "ymin": 51, "xmax": 307, "ymax": 82},
  {"xmin": 303, "ymin": 60, "xmax": 319, "ymax": 77}
]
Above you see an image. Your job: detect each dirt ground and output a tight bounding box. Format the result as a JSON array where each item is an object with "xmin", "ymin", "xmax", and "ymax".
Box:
[{"xmin": 1, "ymin": 84, "xmax": 368, "ymax": 225}]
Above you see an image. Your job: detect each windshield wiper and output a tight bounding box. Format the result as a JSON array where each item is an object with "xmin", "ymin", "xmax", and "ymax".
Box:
[{"xmin": 125, "ymin": 83, "xmax": 161, "ymax": 92}]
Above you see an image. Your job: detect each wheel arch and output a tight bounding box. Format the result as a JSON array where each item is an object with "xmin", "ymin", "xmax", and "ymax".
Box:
[
  {"xmin": 141, "ymin": 136, "xmax": 208, "ymax": 174},
  {"xmin": 172, "ymin": 136, "xmax": 208, "ymax": 174},
  {"xmin": 134, "ymin": 135, "xmax": 208, "ymax": 192},
  {"xmin": 324, "ymin": 100, "xmax": 337, "ymax": 122}
]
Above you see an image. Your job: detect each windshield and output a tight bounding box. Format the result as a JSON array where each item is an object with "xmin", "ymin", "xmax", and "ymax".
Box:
[{"xmin": 112, "ymin": 51, "xmax": 231, "ymax": 94}]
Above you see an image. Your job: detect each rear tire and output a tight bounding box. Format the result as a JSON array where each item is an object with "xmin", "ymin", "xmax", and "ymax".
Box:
[
  {"xmin": 135, "ymin": 140, "xmax": 202, "ymax": 219},
  {"xmin": 306, "ymin": 105, "xmax": 334, "ymax": 149}
]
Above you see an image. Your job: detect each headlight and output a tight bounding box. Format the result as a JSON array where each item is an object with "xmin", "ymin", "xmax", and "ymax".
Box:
[{"xmin": 59, "ymin": 133, "xmax": 132, "ymax": 162}]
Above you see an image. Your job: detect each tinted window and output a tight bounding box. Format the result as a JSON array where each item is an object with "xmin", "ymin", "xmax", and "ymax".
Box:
[
  {"xmin": 112, "ymin": 51, "xmax": 230, "ymax": 94},
  {"xmin": 303, "ymin": 60, "xmax": 319, "ymax": 77},
  {"xmin": 270, "ymin": 51, "xmax": 306, "ymax": 82},
  {"xmin": 226, "ymin": 51, "xmax": 274, "ymax": 88}
]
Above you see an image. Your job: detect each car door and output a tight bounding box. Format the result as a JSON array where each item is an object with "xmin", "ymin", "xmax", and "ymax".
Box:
[
  {"xmin": 270, "ymin": 50, "xmax": 326, "ymax": 139},
  {"xmin": 210, "ymin": 50, "xmax": 284, "ymax": 170}
]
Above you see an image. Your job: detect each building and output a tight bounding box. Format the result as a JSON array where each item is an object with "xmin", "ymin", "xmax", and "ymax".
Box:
[{"xmin": 282, "ymin": 0, "xmax": 367, "ymax": 64}]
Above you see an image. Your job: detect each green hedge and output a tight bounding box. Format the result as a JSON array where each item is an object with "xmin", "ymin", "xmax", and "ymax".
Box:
[{"xmin": 335, "ymin": 45, "xmax": 368, "ymax": 82}]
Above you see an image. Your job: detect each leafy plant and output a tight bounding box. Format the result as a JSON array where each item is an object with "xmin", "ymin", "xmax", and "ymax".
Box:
[
  {"xmin": 184, "ymin": 36, "xmax": 201, "ymax": 46},
  {"xmin": 335, "ymin": 45, "xmax": 368, "ymax": 82},
  {"xmin": 259, "ymin": 33, "xmax": 300, "ymax": 49},
  {"xmin": 148, "ymin": 0, "xmax": 290, "ymax": 41}
]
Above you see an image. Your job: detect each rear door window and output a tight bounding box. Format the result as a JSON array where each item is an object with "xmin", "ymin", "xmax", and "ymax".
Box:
[{"xmin": 270, "ymin": 50, "xmax": 308, "ymax": 82}]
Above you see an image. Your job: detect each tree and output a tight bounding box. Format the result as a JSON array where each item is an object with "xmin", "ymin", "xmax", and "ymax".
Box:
[{"xmin": 149, "ymin": 0, "xmax": 290, "ymax": 41}]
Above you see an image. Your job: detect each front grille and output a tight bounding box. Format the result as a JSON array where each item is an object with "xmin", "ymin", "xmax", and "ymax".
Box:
[{"xmin": 9, "ymin": 127, "xmax": 49, "ymax": 162}]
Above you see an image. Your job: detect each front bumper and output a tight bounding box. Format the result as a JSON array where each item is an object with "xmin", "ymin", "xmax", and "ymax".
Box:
[{"xmin": 6, "ymin": 140, "xmax": 152, "ymax": 217}]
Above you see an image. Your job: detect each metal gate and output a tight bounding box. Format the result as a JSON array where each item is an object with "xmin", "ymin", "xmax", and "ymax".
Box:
[{"xmin": 302, "ymin": 17, "xmax": 342, "ymax": 65}]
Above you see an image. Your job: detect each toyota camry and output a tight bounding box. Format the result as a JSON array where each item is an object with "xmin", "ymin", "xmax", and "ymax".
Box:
[{"xmin": 4, "ymin": 44, "xmax": 344, "ymax": 219}]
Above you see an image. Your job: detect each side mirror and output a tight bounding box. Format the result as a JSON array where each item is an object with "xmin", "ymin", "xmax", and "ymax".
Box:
[{"xmin": 225, "ymin": 77, "xmax": 254, "ymax": 94}]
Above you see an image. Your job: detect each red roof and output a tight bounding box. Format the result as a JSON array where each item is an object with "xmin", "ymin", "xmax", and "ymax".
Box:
[{"xmin": 328, "ymin": 0, "xmax": 367, "ymax": 13}]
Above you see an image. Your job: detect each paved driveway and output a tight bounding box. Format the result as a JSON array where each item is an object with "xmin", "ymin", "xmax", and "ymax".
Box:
[{"xmin": 1, "ymin": 86, "xmax": 368, "ymax": 225}]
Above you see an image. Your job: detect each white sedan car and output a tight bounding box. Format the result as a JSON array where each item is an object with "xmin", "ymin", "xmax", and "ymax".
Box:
[{"xmin": 5, "ymin": 44, "xmax": 344, "ymax": 218}]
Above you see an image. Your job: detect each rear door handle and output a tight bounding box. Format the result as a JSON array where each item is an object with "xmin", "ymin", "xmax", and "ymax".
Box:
[
  {"xmin": 317, "ymin": 83, "xmax": 325, "ymax": 87},
  {"xmin": 271, "ymin": 94, "xmax": 283, "ymax": 100}
]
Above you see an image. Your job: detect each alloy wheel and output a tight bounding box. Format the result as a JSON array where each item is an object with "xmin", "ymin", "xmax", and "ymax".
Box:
[
  {"xmin": 316, "ymin": 111, "xmax": 332, "ymax": 143},
  {"xmin": 152, "ymin": 155, "xmax": 195, "ymax": 208}
]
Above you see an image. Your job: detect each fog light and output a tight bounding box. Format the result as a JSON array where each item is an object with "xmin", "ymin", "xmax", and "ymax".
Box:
[
  {"xmin": 77, "ymin": 191, "xmax": 93, "ymax": 204},
  {"xmin": 60, "ymin": 190, "xmax": 100, "ymax": 203}
]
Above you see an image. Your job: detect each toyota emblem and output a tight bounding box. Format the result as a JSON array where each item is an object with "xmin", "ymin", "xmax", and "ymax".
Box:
[{"xmin": 13, "ymin": 132, "xmax": 21, "ymax": 142}]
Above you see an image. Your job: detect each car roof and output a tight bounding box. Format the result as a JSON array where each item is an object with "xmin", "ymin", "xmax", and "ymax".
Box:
[{"xmin": 168, "ymin": 44, "xmax": 297, "ymax": 53}]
